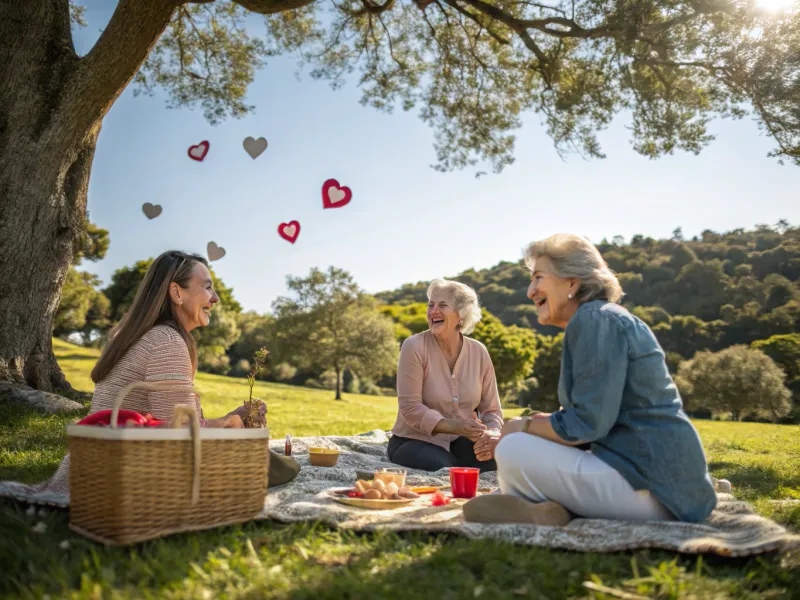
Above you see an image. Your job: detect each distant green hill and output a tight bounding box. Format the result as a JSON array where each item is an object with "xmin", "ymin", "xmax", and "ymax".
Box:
[{"xmin": 377, "ymin": 223, "xmax": 800, "ymax": 359}]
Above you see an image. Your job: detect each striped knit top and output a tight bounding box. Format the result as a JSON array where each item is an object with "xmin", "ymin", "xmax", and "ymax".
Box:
[{"xmin": 41, "ymin": 325, "xmax": 204, "ymax": 496}]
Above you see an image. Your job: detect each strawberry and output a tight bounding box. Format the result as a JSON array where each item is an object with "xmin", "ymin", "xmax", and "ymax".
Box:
[{"xmin": 431, "ymin": 491, "xmax": 450, "ymax": 506}]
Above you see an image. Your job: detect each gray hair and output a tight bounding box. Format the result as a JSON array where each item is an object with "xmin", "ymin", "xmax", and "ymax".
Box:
[
  {"xmin": 523, "ymin": 233, "xmax": 624, "ymax": 304},
  {"xmin": 426, "ymin": 279, "xmax": 482, "ymax": 335}
]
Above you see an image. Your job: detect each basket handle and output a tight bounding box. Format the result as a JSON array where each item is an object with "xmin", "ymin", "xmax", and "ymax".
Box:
[
  {"xmin": 171, "ymin": 405, "xmax": 202, "ymax": 505},
  {"xmin": 110, "ymin": 381, "xmax": 198, "ymax": 429},
  {"xmin": 110, "ymin": 381, "xmax": 202, "ymax": 506}
]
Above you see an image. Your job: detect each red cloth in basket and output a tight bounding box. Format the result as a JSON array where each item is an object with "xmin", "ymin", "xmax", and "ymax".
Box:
[{"xmin": 77, "ymin": 409, "xmax": 168, "ymax": 427}]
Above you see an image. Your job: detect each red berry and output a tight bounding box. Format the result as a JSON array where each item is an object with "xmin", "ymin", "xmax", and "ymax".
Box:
[{"xmin": 431, "ymin": 491, "xmax": 449, "ymax": 506}]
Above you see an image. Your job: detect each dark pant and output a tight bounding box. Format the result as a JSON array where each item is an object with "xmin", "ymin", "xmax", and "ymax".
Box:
[{"xmin": 387, "ymin": 435, "xmax": 497, "ymax": 473}]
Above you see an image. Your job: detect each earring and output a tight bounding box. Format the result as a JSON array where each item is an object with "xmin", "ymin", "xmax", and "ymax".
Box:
[{"xmin": 568, "ymin": 293, "xmax": 573, "ymax": 299}]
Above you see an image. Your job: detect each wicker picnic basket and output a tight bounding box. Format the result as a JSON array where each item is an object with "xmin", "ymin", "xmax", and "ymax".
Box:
[{"xmin": 67, "ymin": 381, "xmax": 270, "ymax": 545}]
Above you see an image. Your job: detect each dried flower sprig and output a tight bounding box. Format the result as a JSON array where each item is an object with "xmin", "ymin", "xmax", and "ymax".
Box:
[{"xmin": 244, "ymin": 347, "xmax": 269, "ymax": 428}]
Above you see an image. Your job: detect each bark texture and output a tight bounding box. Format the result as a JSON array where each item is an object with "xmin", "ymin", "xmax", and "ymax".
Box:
[
  {"xmin": 0, "ymin": 382, "xmax": 84, "ymax": 414},
  {"xmin": 0, "ymin": 0, "xmax": 176, "ymax": 391}
]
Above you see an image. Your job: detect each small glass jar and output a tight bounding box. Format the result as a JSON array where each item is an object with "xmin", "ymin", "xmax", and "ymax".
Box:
[{"xmin": 374, "ymin": 467, "xmax": 407, "ymax": 488}]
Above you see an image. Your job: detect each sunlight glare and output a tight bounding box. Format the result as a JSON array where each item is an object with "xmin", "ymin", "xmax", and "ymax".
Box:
[{"xmin": 756, "ymin": 0, "xmax": 796, "ymax": 12}]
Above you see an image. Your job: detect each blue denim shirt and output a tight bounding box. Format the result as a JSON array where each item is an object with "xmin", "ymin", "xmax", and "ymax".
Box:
[{"xmin": 550, "ymin": 300, "xmax": 717, "ymax": 522}]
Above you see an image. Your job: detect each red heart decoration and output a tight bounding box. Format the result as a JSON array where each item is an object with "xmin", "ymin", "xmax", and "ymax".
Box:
[
  {"xmin": 278, "ymin": 221, "xmax": 301, "ymax": 244},
  {"xmin": 188, "ymin": 141, "xmax": 210, "ymax": 162},
  {"xmin": 322, "ymin": 179, "xmax": 352, "ymax": 209}
]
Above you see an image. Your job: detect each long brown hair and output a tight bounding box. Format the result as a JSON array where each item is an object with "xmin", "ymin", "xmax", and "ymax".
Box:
[{"xmin": 91, "ymin": 250, "xmax": 209, "ymax": 384}]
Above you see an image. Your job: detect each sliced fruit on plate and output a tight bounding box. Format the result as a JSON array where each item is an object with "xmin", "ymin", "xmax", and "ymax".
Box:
[{"xmin": 409, "ymin": 486, "xmax": 439, "ymax": 494}]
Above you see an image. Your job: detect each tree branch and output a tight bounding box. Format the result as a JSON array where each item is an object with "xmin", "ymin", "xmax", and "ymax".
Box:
[
  {"xmin": 377, "ymin": 13, "xmax": 406, "ymax": 69},
  {"xmin": 72, "ymin": 0, "xmax": 178, "ymax": 128},
  {"xmin": 453, "ymin": 0, "xmax": 622, "ymax": 40},
  {"xmin": 640, "ymin": 11, "xmax": 703, "ymax": 37},
  {"xmin": 233, "ymin": 0, "xmax": 318, "ymax": 14},
  {"xmin": 646, "ymin": 58, "xmax": 800, "ymax": 161},
  {"xmin": 359, "ymin": 0, "xmax": 396, "ymax": 15},
  {"xmin": 505, "ymin": 1, "xmax": 568, "ymax": 16},
  {"xmin": 442, "ymin": 0, "xmax": 511, "ymax": 45}
]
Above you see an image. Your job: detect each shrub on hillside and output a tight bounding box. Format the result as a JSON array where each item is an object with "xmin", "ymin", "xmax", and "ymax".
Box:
[
  {"xmin": 359, "ymin": 379, "xmax": 382, "ymax": 396},
  {"xmin": 197, "ymin": 345, "xmax": 231, "ymax": 375},
  {"xmin": 228, "ymin": 359, "xmax": 251, "ymax": 378},
  {"xmin": 677, "ymin": 345, "xmax": 792, "ymax": 422},
  {"xmin": 528, "ymin": 334, "xmax": 563, "ymax": 409},
  {"xmin": 665, "ymin": 352, "xmax": 683, "ymax": 374},
  {"xmin": 345, "ymin": 371, "xmax": 360, "ymax": 394},
  {"xmin": 271, "ymin": 362, "xmax": 297, "ymax": 383},
  {"xmin": 751, "ymin": 333, "xmax": 800, "ymax": 382},
  {"xmin": 511, "ymin": 377, "xmax": 542, "ymax": 410},
  {"xmin": 317, "ymin": 370, "xmax": 338, "ymax": 390},
  {"xmin": 304, "ymin": 378, "xmax": 323, "ymax": 389}
]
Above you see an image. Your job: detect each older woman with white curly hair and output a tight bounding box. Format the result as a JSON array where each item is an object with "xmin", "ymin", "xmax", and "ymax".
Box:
[
  {"xmin": 464, "ymin": 234, "xmax": 717, "ymax": 526},
  {"xmin": 388, "ymin": 279, "xmax": 504, "ymax": 472}
]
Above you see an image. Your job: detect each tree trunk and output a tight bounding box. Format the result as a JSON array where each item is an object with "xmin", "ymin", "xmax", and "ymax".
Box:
[
  {"xmin": 0, "ymin": 120, "xmax": 99, "ymax": 391},
  {"xmin": 335, "ymin": 368, "xmax": 342, "ymax": 400},
  {"xmin": 0, "ymin": 0, "xmax": 176, "ymax": 391}
]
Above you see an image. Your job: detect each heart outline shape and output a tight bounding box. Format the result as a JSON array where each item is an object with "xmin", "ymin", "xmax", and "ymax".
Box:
[
  {"xmin": 243, "ymin": 136, "xmax": 268, "ymax": 159},
  {"xmin": 207, "ymin": 241, "xmax": 226, "ymax": 261},
  {"xmin": 322, "ymin": 179, "xmax": 352, "ymax": 209},
  {"xmin": 278, "ymin": 221, "xmax": 301, "ymax": 244},
  {"xmin": 188, "ymin": 141, "xmax": 210, "ymax": 162},
  {"xmin": 142, "ymin": 203, "xmax": 162, "ymax": 220}
]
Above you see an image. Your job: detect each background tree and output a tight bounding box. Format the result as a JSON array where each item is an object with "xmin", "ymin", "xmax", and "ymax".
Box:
[
  {"xmin": 227, "ymin": 311, "xmax": 275, "ymax": 374},
  {"xmin": 751, "ymin": 333, "xmax": 800, "ymax": 383},
  {"xmin": 518, "ymin": 333, "xmax": 564, "ymax": 411},
  {"xmin": 53, "ymin": 217, "xmax": 111, "ymax": 355},
  {"xmin": 3, "ymin": 0, "xmax": 800, "ymax": 391},
  {"xmin": 194, "ymin": 306, "xmax": 241, "ymax": 374},
  {"xmin": 53, "ymin": 270, "xmax": 110, "ymax": 343},
  {"xmin": 470, "ymin": 310, "xmax": 537, "ymax": 398},
  {"xmin": 751, "ymin": 333, "xmax": 800, "ymax": 420},
  {"xmin": 378, "ymin": 303, "xmax": 429, "ymax": 343},
  {"xmin": 272, "ymin": 267, "xmax": 398, "ymax": 399},
  {"xmin": 677, "ymin": 346, "xmax": 792, "ymax": 422}
]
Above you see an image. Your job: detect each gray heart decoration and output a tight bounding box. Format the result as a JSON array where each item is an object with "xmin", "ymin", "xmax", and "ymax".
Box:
[
  {"xmin": 243, "ymin": 136, "xmax": 268, "ymax": 159},
  {"xmin": 207, "ymin": 242, "xmax": 226, "ymax": 262},
  {"xmin": 142, "ymin": 203, "xmax": 162, "ymax": 219}
]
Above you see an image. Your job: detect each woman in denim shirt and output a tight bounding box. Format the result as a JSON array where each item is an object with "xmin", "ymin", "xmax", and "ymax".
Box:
[{"xmin": 464, "ymin": 234, "xmax": 717, "ymax": 526}]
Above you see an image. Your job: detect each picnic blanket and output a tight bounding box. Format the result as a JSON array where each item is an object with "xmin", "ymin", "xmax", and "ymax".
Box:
[{"xmin": 2, "ymin": 430, "xmax": 798, "ymax": 557}]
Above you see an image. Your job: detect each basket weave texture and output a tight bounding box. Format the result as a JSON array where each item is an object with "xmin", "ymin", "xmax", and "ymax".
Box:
[{"xmin": 68, "ymin": 382, "xmax": 269, "ymax": 545}]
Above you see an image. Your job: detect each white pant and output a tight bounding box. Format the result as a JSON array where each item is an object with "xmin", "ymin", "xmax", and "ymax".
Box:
[{"xmin": 495, "ymin": 433, "xmax": 674, "ymax": 521}]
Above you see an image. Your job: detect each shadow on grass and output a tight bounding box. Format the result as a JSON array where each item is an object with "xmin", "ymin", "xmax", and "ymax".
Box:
[
  {"xmin": 277, "ymin": 530, "xmax": 800, "ymax": 600},
  {"xmin": 56, "ymin": 354, "xmax": 98, "ymax": 361},
  {"xmin": 710, "ymin": 462, "xmax": 800, "ymax": 499},
  {"xmin": 274, "ymin": 530, "xmax": 799, "ymax": 600},
  {"xmin": 2, "ymin": 507, "xmax": 797, "ymax": 600},
  {"xmin": 0, "ymin": 501, "xmax": 275, "ymax": 597},
  {"xmin": 708, "ymin": 461, "xmax": 736, "ymax": 471}
]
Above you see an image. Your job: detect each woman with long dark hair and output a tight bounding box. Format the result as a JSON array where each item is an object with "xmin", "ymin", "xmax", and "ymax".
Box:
[{"xmin": 42, "ymin": 250, "xmax": 264, "ymax": 495}]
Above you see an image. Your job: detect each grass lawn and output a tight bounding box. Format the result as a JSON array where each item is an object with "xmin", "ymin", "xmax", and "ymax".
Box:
[{"xmin": 0, "ymin": 340, "xmax": 798, "ymax": 599}]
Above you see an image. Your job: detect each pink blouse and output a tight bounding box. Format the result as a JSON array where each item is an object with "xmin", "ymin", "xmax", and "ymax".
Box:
[{"xmin": 391, "ymin": 331, "xmax": 504, "ymax": 451}]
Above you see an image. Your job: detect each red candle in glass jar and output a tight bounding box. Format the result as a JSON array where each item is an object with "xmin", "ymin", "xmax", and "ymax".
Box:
[{"xmin": 449, "ymin": 467, "xmax": 480, "ymax": 499}]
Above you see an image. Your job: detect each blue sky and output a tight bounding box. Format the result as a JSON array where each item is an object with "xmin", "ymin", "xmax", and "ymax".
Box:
[{"xmin": 75, "ymin": 2, "xmax": 799, "ymax": 314}]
